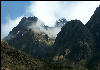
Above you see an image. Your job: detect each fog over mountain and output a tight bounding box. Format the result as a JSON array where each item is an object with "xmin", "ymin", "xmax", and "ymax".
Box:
[
  {"xmin": 1, "ymin": 1, "xmax": 100, "ymax": 39},
  {"xmin": 28, "ymin": 18, "xmax": 67, "ymax": 38},
  {"xmin": 1, "ymin": 2, "xmax": 100, "ymax": 70}
]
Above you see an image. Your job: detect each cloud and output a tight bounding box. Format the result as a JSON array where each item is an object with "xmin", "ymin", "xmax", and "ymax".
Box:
[
  {"xmin": 27, "ymin": 1, "xmax": 100, "ymax": 26},
  {"xmin": 1, "ymin": 1, "xmax": 100, "ymax": 39},
  {"xmin": 28, "ymin": 19, "xmax": 61, "ymax": 38},
  {"xmin": 1, "ymin": 16, "xmax": 23, "ymax": 39}
]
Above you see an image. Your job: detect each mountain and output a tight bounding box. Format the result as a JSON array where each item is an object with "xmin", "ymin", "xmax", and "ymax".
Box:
[
  {"xmin": 3, "ymin": 16, "xmax": 55, "ymax": 60},
  {"xmin": 1, "ymin": 40, "xmax": 89, "ymax": 70},
  {"xmin": 4, "ymin": 16, "xmax": 38, "ymax": 40},
  {"xmin": 86, "ymin": 5, "xmax": 100, "ymax": 55},
  {"xmin": 54, "ymin": 20, "xmax": 94, "ymax": 64},
  {"xmin": 3, "ymin": 16, "xmax": 68, "ymax": 60},
  {"xmin": 85, "ymin": 5, "xmax": 100, "ymax": 70},
  {"xmin": 86, "ymin": 53, "xmax": 100, "ymax": 70},
  {"xmin": 2, "ymin": 5, "xmax": 100, "ymax": 70},
  {"xmin": 1, "ymin": 40, "xmax": 46, "ymax": 70}
]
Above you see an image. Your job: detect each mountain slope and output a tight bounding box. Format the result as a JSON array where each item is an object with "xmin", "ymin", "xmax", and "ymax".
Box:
[
  {"xmin": 85, "ymin": 5, "xmax": 100, "ymax": 70},
  {"xmin": 54, "ymin": 20, "xmax": 94, "ymax": 64},
  {"xmin": 3, "ymin": 16, "xmax": 55, "ymax": 60},
  {"xmin": 1, "ymin": 40, "xmax": 89, "ymax": 70},
  {"xmin": 86, "ymin": 5, "xmax": 100, "ymax": 55},
  {"xmin": 86, "ymin": 53, "xmax": 100, "ymax": 70},
  {"xmin": 1, "ymin": 40, "xmax": 45, "ymax": 70},
  {"xmin": 3, "ymin": 16, "xmax": 68, "ymax": 60}
]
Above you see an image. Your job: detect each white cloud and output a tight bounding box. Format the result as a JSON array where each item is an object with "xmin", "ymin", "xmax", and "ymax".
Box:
[
  {"xmin": 27, "ymin": 1, "xmax": 100, "ymax": 26},
  {"xmin": 1, "ymin": 1, "xmax": 100, "ymax": 39},
  {"xmin": 1, "ymin": 16, "xmax": 23, "ymax": 39},
  {"xmin": 28, "ymin": 19, "xmax": 61, "ymax": 38}
]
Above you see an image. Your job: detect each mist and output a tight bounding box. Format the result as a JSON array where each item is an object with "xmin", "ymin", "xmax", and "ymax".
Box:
[
  {"xmin": 1, "ymin": 16, "xmax": 23, "ymax": 39},
  {"xmin": 28, "ymin": 19, "xmax": 62, "ymax": 38},
  {"xmin": 27, "ymin": 1, "xmax": 100, "ymax": 27},
  {"xmin": 1, "ymin": 1, "xmax": 100, "ymax": 39},
  {"xmin": 26, "ymin": 1, "xmax": 100, "ymax": 38}
]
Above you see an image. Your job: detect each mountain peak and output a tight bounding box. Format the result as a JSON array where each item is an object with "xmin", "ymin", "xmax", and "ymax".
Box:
[
  {"xmin": 54, "ymin": 19, "xmax": 94, "ymax": 62},
  {"xmin": 86, "ymin": 5, "xmax": 100, "ymax": 54},
  {"xmin": 19, "ymin": 16, "xmax": 38, "ymax": 26}
]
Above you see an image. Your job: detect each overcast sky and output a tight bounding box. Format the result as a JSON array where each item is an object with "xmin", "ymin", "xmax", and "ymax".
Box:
[{"xmin": 1, "ymin": 1, "xmax": 100, "ymax": 39}]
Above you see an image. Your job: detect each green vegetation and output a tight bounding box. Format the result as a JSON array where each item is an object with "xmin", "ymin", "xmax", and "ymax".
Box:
[
  {"xmin": 1, "ymin": 40, "xmax": 88, "ymax": 70},
  {"xmin": 1, "ymin": 40, "xmax": 45, "ymax": 70},
  {"xmin": 2, "ymin": 6, "xmax": 100, "ymax": 70},
  {"xmin": 54, "ymin": 20, "xmax": 94, "ymax": 64}
]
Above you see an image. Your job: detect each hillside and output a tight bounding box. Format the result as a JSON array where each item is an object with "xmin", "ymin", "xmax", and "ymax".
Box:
[
  {"xmin": 1, "ymin": 40, "xmax": 50, "ymax": 70},
  {"xmin": 3, "ymin": 16, "xmax": 55, "ymax": 60},
  {"xmin": 86, "ymin": 5, "xmax": 100, "ymax": 55},
  {"xmin": 1, "ymin": 40, "xmax": 89, "ymax": 70},
  {"xmin": 53, "ymin": 20, "xmax": 94, "ymax": 65},
  {"xmin": 85, "ymin": 5, "xmax": 100, "ymax": 70}
]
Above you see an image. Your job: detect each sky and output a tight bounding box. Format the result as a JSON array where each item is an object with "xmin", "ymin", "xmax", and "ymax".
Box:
[
  {"xmin": 1, "ymin": 1, "xmax": 100, "ymax": 39},
  {"xmin": 1, "ymin": 1, "xmax": 30, "ymax": 24}
]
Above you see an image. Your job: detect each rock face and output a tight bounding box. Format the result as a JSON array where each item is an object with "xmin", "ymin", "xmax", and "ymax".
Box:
[
  {"xmin": 3, "ymin": 16, "xmax": 68, "ymax": 60},
  {"xmin": 4, "ymin": 16, "xmax": 38, "ymax": 41},
  {"xmin": 86, "ymin": 5, "xmax": 100, "ymax": 55},
  {"xmin": 54, "ymin": 20, "xmax": 94, "ymax": 63},
  {"xmin": 85, "ymin": 5, "xmax": 100, "ymax": 70},
  {"xmin": 3, "ymin": 16, "xmax": 55, "ymax": 59}
]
